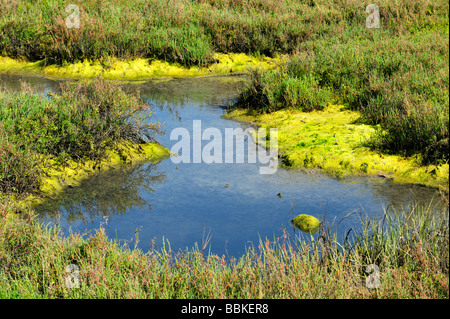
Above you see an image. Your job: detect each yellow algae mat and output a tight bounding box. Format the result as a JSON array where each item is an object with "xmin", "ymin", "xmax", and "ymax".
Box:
[
  {"xmin": 225, "ymin": 104, "xmax": 449, "ymax": 191},
  {"xmin": 0, "ymin": 53, "xmax": 280, "ymax": 80}
]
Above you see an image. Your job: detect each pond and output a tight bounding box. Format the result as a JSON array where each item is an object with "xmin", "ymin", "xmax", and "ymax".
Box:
[{"xmin": 1, "ymin": 73, "xmax": 445, "ymax": 258}]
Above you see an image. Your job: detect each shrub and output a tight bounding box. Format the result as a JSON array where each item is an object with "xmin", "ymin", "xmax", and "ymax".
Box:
[
  {"xmin": 0, "ymin": 78, "xmax": 162, "ymax": 194},
  {"xmin": 237, "ymin": 68, "xmax": 332, "ymax": 112}
]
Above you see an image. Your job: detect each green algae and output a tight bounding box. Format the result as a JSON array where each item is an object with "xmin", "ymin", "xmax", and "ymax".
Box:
[
  {"xmin": 22, "ymin": 141, "xmax": 169, "ymax": 208},
  {"xmin": 0, "ymin": 53, "xmax": 280, "ymax": 80},
  {"xmin": 291, "ymin": 214, "xmax": 321, "ymax": 235},
  {"xmin": 225, "ymin": 104, "xmax": 449, "ymax": 191}
]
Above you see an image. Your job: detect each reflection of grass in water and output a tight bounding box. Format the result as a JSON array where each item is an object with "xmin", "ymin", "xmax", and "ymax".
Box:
[
  {"xmin": 35, "ymin": 163, "xmax": 166, "ymax": 225},
  {"xmin": 127, "ymin": 76, "xmax": 243, "ymax": 121}
]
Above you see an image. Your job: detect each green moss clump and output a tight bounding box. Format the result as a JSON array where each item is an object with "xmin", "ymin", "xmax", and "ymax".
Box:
[{"xmin": 291, "ymin": 214, "xmax": 321, "ymax": 235}]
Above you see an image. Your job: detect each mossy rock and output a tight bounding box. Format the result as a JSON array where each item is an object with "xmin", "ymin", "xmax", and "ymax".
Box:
[{"xmin": 291, "ymin": 214, "xmax": 320, "ymax": 235}]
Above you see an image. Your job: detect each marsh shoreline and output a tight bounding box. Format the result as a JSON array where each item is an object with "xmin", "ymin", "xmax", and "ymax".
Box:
[
  {"xmin": 224, "ymin": 105, "xmax": 449, "ymax": 192},
  {"xmin": 0, "ymin": 69, "xmax": 448, "ymax": 299}
]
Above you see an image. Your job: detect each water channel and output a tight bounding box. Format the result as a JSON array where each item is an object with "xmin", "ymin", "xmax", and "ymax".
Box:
[{"xmin": 1, "ymin": 73, "xmax": 445, "ymax": 258}]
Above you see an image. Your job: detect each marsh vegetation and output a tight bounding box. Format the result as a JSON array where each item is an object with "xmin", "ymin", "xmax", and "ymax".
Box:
[{"xmin": 0, "ymin": 0, "xmax": 448, "ymax": 299}]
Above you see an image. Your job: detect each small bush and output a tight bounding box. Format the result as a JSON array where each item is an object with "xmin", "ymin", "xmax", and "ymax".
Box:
[{"xmin": 0, "ymin": 78, "xmax": 162, "ymax": 194}]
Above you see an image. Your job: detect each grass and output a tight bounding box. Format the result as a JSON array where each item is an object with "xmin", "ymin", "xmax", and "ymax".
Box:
[
  {"xmin": 0, "ymin": 0, "xmax": 448, "ymax": 299},
  {"xmin": 0, "ymin": 198, "xmax": 447, "ymax": 298},
  {"xmin": 3, "ymin": 0, "xmax": 445, "ymax": 67},
  {"xmin": 0, "ymin": 0, "xmax": 317, "ymax": 67}
]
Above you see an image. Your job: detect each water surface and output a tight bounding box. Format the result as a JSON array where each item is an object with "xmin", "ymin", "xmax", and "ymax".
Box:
[{"xmin": 1, "ymin": 73, "xmax": 445, "ymax": 258}]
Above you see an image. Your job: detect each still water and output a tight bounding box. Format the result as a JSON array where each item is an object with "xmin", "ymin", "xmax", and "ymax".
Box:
[{"xmin": 1, "ymin": 73, "xmax": 445, "ymax": 258}]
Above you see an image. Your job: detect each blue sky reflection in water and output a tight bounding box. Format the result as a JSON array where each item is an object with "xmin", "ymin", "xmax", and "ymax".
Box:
[{"xmin": 4, "ymin": 74, "xmax": 443, "ymax": 258}]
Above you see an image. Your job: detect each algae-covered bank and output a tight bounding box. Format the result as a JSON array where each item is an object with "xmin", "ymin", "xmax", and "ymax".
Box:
[
  {"xmin": 225, "ymin": 104, "xmax": 449, "ymax": 192},
  {"xmin": 0, "ymin": 77, "xmax": 169, "ymax": 212},
  {"xmin": 26, "ymin": 141, "xmax": 169, "ymax": 207},
  {"xmin": 0, "ymin": 53, "xmax": 280, "ymax": 80}
]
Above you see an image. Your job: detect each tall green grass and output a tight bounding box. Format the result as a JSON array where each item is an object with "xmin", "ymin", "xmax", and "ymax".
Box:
[
  {"xmin": 0, "ymin": 78, "xmax": 161, "ymax": 194},
  {"xmin": 0, "ymin": 200, "xmax": 447, "ymax": 298},
  {"xmin": 3, "ymin": 0, "xmax": 446, "ymax": 67},
  {"xmin": 0, "ymin": 0, "xmax": 302, "ymax": 66}
]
